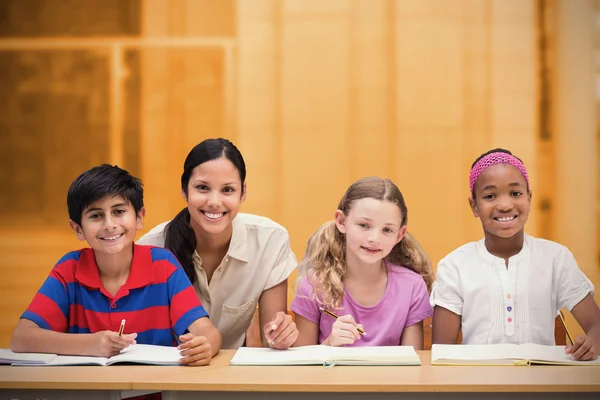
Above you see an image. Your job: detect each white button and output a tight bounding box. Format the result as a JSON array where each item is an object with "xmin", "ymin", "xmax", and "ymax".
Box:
[{"xmin": 224, "ymin": 257, "xmax": 229, "ymax": 262}]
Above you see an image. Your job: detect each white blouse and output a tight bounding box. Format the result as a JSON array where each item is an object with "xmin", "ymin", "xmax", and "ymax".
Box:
[
  {"xmin": 138, "ymin": 213, "xmax": 298, "ymax": 349},
  {"xmin": 430, "ymin": 234, "xmax": 594, "ymax": 345}
]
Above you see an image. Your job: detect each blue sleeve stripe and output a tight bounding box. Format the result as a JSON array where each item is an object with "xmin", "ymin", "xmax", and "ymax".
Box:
[
  {"xmin": 38, "ymin": 277, "xmax": 70, "ymax": 319},
  {"xmin": 21, "ymin": 311, "xmax": 51, "ymax": 330},
  {"xmin": 174, "ymin": 307, "xmax": 209, "ymax": 336},
  {"xmin": 167, "ymin": 266, "xmax": 194, "ymax": 298}
]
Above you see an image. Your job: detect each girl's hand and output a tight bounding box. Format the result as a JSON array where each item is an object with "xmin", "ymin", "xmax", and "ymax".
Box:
[
  {"xmin": 263, "ymin": 311, "xmax": 298, "ymax": 350},
  {"xmin": 566, "ymin": 334, "xmax": 599, "ymax": 361},
  {"xmin": 178, "ymin": 333, "xmax": 213, "ymax": 366},
  {"xmin": 325, "ymin": 314, "xmax": 364, "ymax": 347},
  {"xmin": 92, "ymin": 331, "xmax": 137, "ymax": 357}
]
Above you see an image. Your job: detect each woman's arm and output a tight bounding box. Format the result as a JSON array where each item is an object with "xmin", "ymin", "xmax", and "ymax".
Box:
[
  {"xmin": 258, "ymin": 280, "xmax": 298, "ymax": 349},
  {"xmin": 292, "ymin": 314, "xmax": 319, "ymax": 346},
  {"xmin": 400, "ymin": 321, "xmax": 424, "ymax": 349},
  {"xmin": 431, "ymin": 306, "xmax": 461, "ymax": 344}
]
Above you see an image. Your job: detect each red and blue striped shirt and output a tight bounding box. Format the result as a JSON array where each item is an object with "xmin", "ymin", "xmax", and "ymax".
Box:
[{"xmin": 21, "ymin": 244, "xmax": 208, "ymax": 346}]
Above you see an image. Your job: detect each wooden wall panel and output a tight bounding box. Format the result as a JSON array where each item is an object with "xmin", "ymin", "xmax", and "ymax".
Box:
[
  {"xmin": 2, "ymin": 0, "xmax": 598, "ymax": 348},
  {"xmin": 280, "ymin": 1, "xmax": 352, "ymax": 256},
  {"xmin": 552, "ymin": 0, "xmax": 599, "ymax": 335},
  {"xmin": 348, "ymin": 0, "xmax": 394, "ymax": 179},
  {"xmin": 392, "ymin": 0, "xmax": 468, "ymax": 265},
  {"xmin": 235, "ymin": 0, "xmax": 281, "ymax": 220}
]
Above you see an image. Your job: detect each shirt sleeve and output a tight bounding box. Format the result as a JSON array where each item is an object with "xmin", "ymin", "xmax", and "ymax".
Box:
[
  {"xmin": 21, "ymin": 254, "xmax": 73, "ymax": 332},
  {"xmin": 165, "ymin": 251, "xmax": 209, "ymax": 335},
  {"xmin": 556, "ymin": 247, "xmax": 595, "ymax": 312},
  {"xmin": 405, "ymin": 276, "xmax": 433, "ymax": 326},
  {"xmin": 429, "ymin": 257, "xmax": 463, "ymax": 316},
  {"xmin": 290, "ymin": 277, "xmax": 321, "ymax": 324},
  {"xmin": 136, "ymin": 225, "xmax": 167, "ymax": 247},
  {"xmin": 263, "ymin": 229, "xmax": 298, "ymax": 291}
]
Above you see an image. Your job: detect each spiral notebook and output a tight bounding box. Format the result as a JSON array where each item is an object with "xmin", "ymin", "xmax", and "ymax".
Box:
[
  {"xmin": 230, "ymin": 345, "xmax": 421, "ymax": 366},
  {"xmin": 432, "ymin": 343, "xmax": 600, "ymax": 366}
]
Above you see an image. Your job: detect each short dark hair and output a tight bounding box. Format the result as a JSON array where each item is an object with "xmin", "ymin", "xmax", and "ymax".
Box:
[{"xmin": 67, "ymin": 164, "xmax": 144, "ymax": 226}]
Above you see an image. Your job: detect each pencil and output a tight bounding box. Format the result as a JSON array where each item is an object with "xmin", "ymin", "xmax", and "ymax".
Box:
[
  {"xmin": 319, "ymin": 307, "xmax": 366, "ymax": 335},
  {"xmin": 118, "ymin": 319, "xmax": 126, "ymax": 336},
  {"xmin": 558, "ymin": 310, "xmax": 574, "ymax": 346}
]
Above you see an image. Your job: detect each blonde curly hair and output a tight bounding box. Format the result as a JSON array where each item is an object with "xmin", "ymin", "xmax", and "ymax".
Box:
[{"xmin": 297, "ymin": 177, "xmax": 433, "ymax": 310}]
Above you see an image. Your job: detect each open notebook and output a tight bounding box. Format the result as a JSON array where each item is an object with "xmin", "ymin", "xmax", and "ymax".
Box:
[
  {"xmin": 230, "ymin": 345, "xmax": 421, "ymax": 366},
  {"xmin": 2, "ymin": 344, "xmax": 181, "ymax": 366},
  {"xmin": 432, "ymin": 344, "xmax": 600, "ymax": 366}
]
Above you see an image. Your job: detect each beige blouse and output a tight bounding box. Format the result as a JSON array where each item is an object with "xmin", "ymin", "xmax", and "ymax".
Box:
[{"xmin": 137, "ymin": 213, "xmax": 297, "ymax": 349}]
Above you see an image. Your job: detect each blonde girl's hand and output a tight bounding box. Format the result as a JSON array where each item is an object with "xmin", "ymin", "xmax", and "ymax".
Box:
[
  {"xmin": 566, "ymin": 334, "xmax": 599, "ymax": 361},
  {"xmin": 178, "ymin": 333, "xmax": 213, "ymax": 366},
  {"xmin": 92, "ymin": 331, "xmax": 137, "ymax": 357},
  {"xmin": 263, "ymin": 311, "xmax": 298, "ymax": 350},
  {"xmin": 325, "ymin": 314, "xmax": 364, "ymax": 347}
]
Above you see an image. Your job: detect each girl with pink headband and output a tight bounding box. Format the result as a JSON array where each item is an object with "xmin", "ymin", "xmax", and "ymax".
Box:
[{"xmin": 430, "ymin": 148, "xmax": 600, "ymax": 361}]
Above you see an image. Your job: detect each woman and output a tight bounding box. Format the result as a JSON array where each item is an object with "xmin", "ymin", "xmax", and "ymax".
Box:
[{"xmin": 138, "ymin": 138, "xmax": 298, "ymax": 349}]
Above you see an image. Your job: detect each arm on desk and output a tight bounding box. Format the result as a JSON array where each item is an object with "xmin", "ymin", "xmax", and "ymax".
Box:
[
  {"xmin": 11, "ymin": 318, "xmax": 137, "ymax": 357},
  {"xmin": 179, "ymin": 316, "xmax": 222, "ymax": 366},
  {"xmin": 567, "ymin": 294, "xmax": 600, "ymax": 361},
  {"xmin": 431, "ymin": 306, "xmax": 461, "ymax": 344}
]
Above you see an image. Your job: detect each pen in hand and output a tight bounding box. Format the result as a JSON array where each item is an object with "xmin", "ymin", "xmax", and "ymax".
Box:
[{"xmin": 319, "ymin": 307, "xmax": 366, "ymax": 335}]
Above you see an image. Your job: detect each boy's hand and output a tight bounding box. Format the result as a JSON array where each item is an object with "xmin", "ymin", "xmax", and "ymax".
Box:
[
  {"xmin": 263, "ymin": 311, "xmax": 298, "ymax": 350},
  {"xmin": 326, "ymin": 314, "xmax": 364, "ymax": 347},
  {"xmin": 93, "ymin": 331, "xmax": 137, "ymax": 357},
  {"xmin": 178, "ymin": 333, "xmax": 213, "ymax": 366},
  {"xmin": 566, "ymin": 334, "xmax": 599, "ymax": 361}
]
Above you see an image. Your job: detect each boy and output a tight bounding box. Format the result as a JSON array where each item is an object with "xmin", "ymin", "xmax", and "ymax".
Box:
[{"xmin": 11, "ymin": 164, "xmax": 222, "ymax": 366}]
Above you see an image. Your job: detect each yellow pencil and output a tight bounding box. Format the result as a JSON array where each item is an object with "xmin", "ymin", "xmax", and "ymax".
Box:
[
  {"xmin": 558, "ymin": 310, "xmax": 574, "ymax": 346},
  {"xmin": 319, "ymin": 307, "xmax": 366, "ymax": 335}
]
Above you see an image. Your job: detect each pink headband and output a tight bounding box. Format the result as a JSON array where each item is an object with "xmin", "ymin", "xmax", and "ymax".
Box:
[{"xmin": 469, "ymin": 152, "xmax": 529, "ymax": 194}]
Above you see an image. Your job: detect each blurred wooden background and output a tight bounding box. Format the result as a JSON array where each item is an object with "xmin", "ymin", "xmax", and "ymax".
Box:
[{"xmin": 0, "ymin": 0, "xmax": 598, "ymax": 348}]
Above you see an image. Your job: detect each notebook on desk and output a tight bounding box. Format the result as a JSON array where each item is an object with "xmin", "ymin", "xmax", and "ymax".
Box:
[
  {"xmin": 2, "ymin": 344, "xmax": 182, "ymax": 366},
  {"xmin": 0, "ymin": 349, "xmax": 57, "ymax": 365},
  {"xmin": 432, "ymin": 343, "xmax": 600, "ymax": 366},
  {"xmin": 230, "ymin": 345, "xmax": 421, "ymax": 366}
]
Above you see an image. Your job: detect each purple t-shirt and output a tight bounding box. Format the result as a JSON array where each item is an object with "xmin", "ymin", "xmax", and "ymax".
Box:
[{"xmin": 291, "ymin": 262, "xmax": 432, "ymax": 346}]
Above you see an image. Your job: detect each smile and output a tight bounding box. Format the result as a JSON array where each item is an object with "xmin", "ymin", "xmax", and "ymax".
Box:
[
  {"xmin": 201, "ymin": 211, "xmax": 226, "ymax": 220},
  {"xmin": 494, "ymin": 216, "xmax": 517, "ymax": 222},
  {"xmin": 100, "ymin": 233, "xmax": 124, "ymax": 241}
]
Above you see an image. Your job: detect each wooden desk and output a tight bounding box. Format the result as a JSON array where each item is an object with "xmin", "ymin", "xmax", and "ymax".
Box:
[
  {"xmin": 137, "ymin": 351, "xmax": 600, "ymax": 400},
  {"xmin": 0, "ymin": 352, "xmax": 231, "ymax": 400},
  {"xmin": 1, "ymin": 351, "xmax": 598, "ymax": 400}
]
